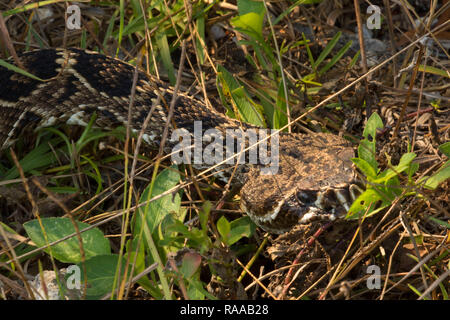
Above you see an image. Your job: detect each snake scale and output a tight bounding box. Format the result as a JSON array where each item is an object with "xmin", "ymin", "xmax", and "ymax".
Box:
[{"xmin": 0, "ymin": 48, "xmax": 359, "ymax": 234}]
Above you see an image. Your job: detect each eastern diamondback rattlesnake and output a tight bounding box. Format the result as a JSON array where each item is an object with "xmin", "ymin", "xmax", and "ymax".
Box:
[{"xmin": 0, "ymin": 48, "xmax": 359, "ymax": 234}]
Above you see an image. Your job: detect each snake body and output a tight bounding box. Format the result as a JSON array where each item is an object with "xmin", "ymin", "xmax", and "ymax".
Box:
[{"xmin": 0, "ymin": 48, "xmax": 358, "ymax": 234}]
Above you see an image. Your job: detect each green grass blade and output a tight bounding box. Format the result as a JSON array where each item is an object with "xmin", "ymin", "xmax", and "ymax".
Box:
[{"xmin": 312, "ymin": 31, "xmax": 342, "ymax": 70}]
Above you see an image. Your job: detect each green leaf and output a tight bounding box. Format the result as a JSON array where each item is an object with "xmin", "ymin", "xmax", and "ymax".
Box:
[
  {"xmin": 349, "ymin": 50, "xmax": 361, "ymax": 69},
  {"xmin": 373, "ymin": 153, "xmax": 417, "ymax": 184},
  {"xmin": 351, "ymin": 157, "xmax": 377, "ymax": 179},
  {"xmin": 346, "ymin": 189, "xmax": 388, "ymax": 219},
  {"xmin": 418, "ymin": 65, "xmax": 450, "ymax": 78},
  {"xmin": 232, "ymin": 86, "xmax": 266, "ymax": 126},
  {"xmin": 180, "ymin": 251, "xmax": 202, "ymax": 279},
  {"xmin": 135, "ymin": 165, "xmax": 182, "ymax": 236},
  {"xmin": 195, "ymin": 16, "xmax": 206, "ymax": 65},
  {"xmin": 227, "ymin": 216, "xmax": 256, "ymax": 246},
  {"xmin": 363, "ymin": 112, "xmax": 384, "ymax": 140},
  {"xmin": 23, "ymin": 217, "xmax": 111, "ymax": 264},
  {"xmin": 216, "ymin": 65, "xmax": 266, "ymax": 127},
  {"xmin": 125, "ymin": 238, "xmax": 146, "ymax": 276},
  {"xmin": 76, "ymin": 254, "xmax": 130, "ymax": 299},
  {"xmin": 186, "ymin": 280, "xmax": 205, "ymax": 300},
  {"xmin": 357, "ymin": 139, "xmax": 378, "ymax": 172},
  {"xmin": 428, "ymin": 216, "xmax": 450, "ymax": 229},
  {"xmin": 439, "ymin": 142, "xmax": 450, "ymax": 157},
  {"xmin": 257, "ymin": 91, "xmax": 277, "ymax": 128},
  {"xmin": 355, "ymin": 112, "xmax": 384, "ymax": 172},
  {"xmin": 164, "ymin": 220, "xmax": 211, "ymax": 254},
  {"xmin": 198, "ymin": 201, "xmax": 211, "ymax": 234},
  {"xmin": 397, "ymin": 152, "xmax": 417, "ymax": 167},
  {"xmin": 0, "ymin": 222, "xmax": 36, "ymax": 264},
  {"xmin": 237, "ymin": 0, "xmax": 265, "ymax": 16},
  {"xmin": 423, "ymin": 160, "xmax": 450, "ymax": 190},
  {"xmin": 185, "ymin": 276, "xmax": 217, "ymax": 300},
  {"xmin": 231, "ymin": 0, "xmax": 265, "ymax": 40},
  {"xmin": 232, "ymin": 12, "xmax": 264, "ymax": 40},
  {"xmin": 217, "ymin": 216, "xmax": 231, "ymax": 245}
]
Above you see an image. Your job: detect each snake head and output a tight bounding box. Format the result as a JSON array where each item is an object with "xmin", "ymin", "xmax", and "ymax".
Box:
[
  {"xmin": 241, "ymin": 182, "xmax": 363, "ymax": 234},
  {"xmin": 239, "ymin": 132, "xmax": 360, "ymax": 234}
]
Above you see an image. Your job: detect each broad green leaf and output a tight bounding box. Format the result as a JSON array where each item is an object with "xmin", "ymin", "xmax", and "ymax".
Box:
[
  {"xmin": 357, "ymin": 139, "xmax": 378, "ymax": 172},
  {"xmin": 237, "ymin": 0, "xmax": 265, "ymax": 15},
  {"xmin": 76, "ymin": 254, "xmax": 130, "ymax": 299},
  {"xmin": 231, "ymin": 86, "xmax": 266, "ymax": 126},
  {"xmin": 420, "ymin": 141, "xmax": 450, "ymax": 189},
  {"xmin": 363, "ymin": 112, "xmax": 384, "ymax": 139},
  {"xmin": 351, "ymin": 157, "xmax": 377, "ymax": 179},
  {"xmin": 186, "ymin": 280, "xmax": 205, "ymax": 300},
  {"xmin": 232, "ymin": 13, "xmax": 263, "ymax": 40},
  {"xmin": 180, "ymin": 251, "xmax": 202, "ymax": 279},
  {"xmin": 407, "ymin": 161, "xmax": 420, "ymax": 179},
  {"xmin": 356, "ymin": 113, "xmax": 384, "ymax": 171},
  {"xmin": 164, "ymin": 220, "xmax": 211, "ymax": 254},
  {"xmin": 227, "ymin": 216, "xmax": 256, "ymax": 246},
  {"xmin": 347, "ymin": 189, "xmax": 388, "ymax": 219},
  {"xmin": 185, "ymin": 276, "xmax": 217, "ymax": 300},
  {"xmin": 135, "ymin": 165, "xmax": 182, "ymax": 236},
  {"xmin": 231, "ymin": 0, "xmax": 265, "ymax": 39},
  {"xmin": 256, "ymin": 91, "xmax": 277, "ymax": 128},
  {"xmin": 397, "ymin": 152, "xmax": 417, "ymax": 167},
  {"xmin": 24, "ymin": 217, "xmax": 111, "ymax": 264},
  {"xmin": 125, "ymin": 238, "xmax": 146, "ymax": 276},
  {"xmin": 0, "ymin": 222, "xmax": 36, "ymax": 263},
  {"xmin": 217, "ymin": 216, "xmax": 231, "ymax": 245},
  {"xmin": 373, "ymin": 153, "xmax": 416, "ymax": 184}
]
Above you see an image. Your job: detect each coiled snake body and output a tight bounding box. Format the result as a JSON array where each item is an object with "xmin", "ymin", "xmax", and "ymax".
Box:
[{"xmin": 0, "ymin": 48, "xmax": 358, "ymax": 234}]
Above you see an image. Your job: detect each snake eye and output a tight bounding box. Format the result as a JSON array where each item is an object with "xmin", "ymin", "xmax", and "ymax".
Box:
[{"xmin": 295, "ymin": 190, "xmax": 317, "ymax": 205}]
